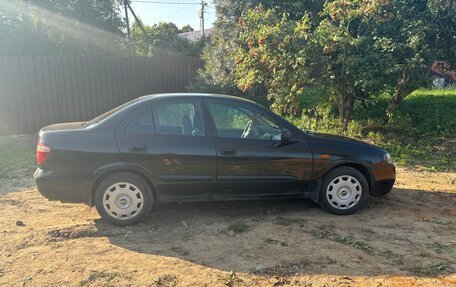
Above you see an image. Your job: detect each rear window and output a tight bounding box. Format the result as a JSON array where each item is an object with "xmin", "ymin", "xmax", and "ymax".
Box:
[
  {"xmin": 83, "ymin": 98, "xmax": 142, "ymax": 127},
  {"xmin": 125, "ymin": 108, "xmax": 155, "ymax": 134}
]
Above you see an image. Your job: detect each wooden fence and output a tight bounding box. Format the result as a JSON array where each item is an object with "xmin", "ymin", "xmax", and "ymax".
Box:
[{"xmin": 0, "ymin": 55, "xmax": 202, "ymax": 135}]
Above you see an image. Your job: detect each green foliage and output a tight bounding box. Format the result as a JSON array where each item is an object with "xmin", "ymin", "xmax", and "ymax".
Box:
[
  {"xmin": 191, "ymin": 0, "xmax": 325, "ymax": 103},
  {"xmin": 401, "ymin": 89, "xmax": 456, "ymax": 135},
  {"xmin": 194, "ymin": 0, "xmax": 455, "ymax": 132},
  {"xmin": 131, "ymin": 22, "xmax": 203, "ymax": 57},
  {"xmin": 234, "ymin": 5, "xmax": 311, "ymax": 115},
  {"xmin": 0, "ymin": 135, "xmax": 35, "ymax": 180},
  {"xmin": 227, "ymin": 223, "xmax": 249, "ymax": 234},
  {"xmin": 411, "ymin": 262, "xmax": 453, "ymax": 276},
  {"xmin": 0, "ymin": 0, "xmax": 127, "ymax": 56},
  {"xmin": 292, "ymin": 88, "xmax": 456, "ymax": 171}
]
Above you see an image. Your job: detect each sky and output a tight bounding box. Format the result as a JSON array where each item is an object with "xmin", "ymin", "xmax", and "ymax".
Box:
[{"xmin": 129, "ymin": 0, "xmax": 216, "ymax": 31}]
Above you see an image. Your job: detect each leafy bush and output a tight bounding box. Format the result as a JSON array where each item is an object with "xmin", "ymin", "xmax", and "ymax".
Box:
[
  {"xmin": 293, "ymin": 88, "xmax": 456, "ymax": 171},
  {"xmin": 400, "ymin": 89, "xmax": 456, "ymax": 136}
]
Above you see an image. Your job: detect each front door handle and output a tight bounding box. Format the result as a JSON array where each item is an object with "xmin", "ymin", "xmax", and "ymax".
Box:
[
  {"xmin": 221, "ymin": 148, "xmax": 237, "ymax": 155},
  {"xmin": 129, "ymin": 145, "xmax": 147, "ymax": 152}
]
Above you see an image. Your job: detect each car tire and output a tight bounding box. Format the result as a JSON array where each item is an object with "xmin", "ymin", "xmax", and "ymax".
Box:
[
  {"xmin": 319, "ymin": 166, "xmax": 369, "ymax": 215},
  {"xmin": 94, "ymin": 172, "xmax": 153, "ymax": 226}
]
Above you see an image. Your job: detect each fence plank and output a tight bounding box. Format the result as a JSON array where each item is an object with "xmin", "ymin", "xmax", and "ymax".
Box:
[{"xmin": 0, "ymin": 55, "xmax": 201, "ymax": 135}]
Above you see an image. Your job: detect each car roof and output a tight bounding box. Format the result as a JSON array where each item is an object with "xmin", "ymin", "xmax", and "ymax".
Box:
[{"xmin": 138, "ymin": 93, "xmax": 256, "ymax": 104}]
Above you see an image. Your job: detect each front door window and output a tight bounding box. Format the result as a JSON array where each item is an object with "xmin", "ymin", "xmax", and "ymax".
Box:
[{"xmin": 208, "ymin": 103, "xmax": 282, "ymax": 140}]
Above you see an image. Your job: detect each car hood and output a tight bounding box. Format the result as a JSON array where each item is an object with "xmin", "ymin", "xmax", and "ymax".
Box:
[{"xmin": 306, "ymin": 131, "xmax": 381, "ymax": 149}]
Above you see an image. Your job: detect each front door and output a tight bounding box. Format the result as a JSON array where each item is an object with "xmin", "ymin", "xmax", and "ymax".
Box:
[{"xmin": 205, "ymin": 100, "xmax": 314, "ymax": 198}]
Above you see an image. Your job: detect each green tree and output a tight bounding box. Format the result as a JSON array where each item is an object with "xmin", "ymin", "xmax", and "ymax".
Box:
[
  {"xmin": 179, "ymin": 25, "xmax": 194, "ymax": 33},
  {"xmin": 234, "ymin": 1, "xmax": 385, "ymax": 132},
  {"xmin": 0, "ymin": 0, "xmax": 126, "ymax": 56},
  {"xmin": 192, "ymin": 0, "xmax": 324, "ymax": 100},
  {"xmin": 369, "ymin": 0, "xmax": 456, "ymax": 120},
  {"xmin": 308, "ymin": 0, "xmax": 387, "ymax": 133},
  {"xmin": 234, "ymin": 5, "xmax": 311, "ymax": 114},
  {"xmin": 131, "ymin": 22, "xmax": 203, "ymax": 57}
]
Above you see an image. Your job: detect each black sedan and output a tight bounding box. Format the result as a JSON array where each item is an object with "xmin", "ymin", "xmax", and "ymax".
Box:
[{"xmin": 35, "ymin": 93, "xmax": 396, "ymax": 225}]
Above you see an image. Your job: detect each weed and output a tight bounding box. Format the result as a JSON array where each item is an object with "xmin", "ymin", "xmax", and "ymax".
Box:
[
  {"xmin": 170, "ymin": 246, "xmax": 189, "ymax": 256},
  {"xmin": 275, "ymin": 216, "xmax": 303, "ymax": 226},
  {"xmin": 265, "ymin": 238, "xmax": 289, "ymax": 247},
  {"xmin": 45, "ymin": 241, "xmax": 64, "ymax": 249},
  {"xmin": 79, "ymin": 270, "xmax": 119, "ymax": 286},
  {"xmin": 417, "ymin": 251, "xmax": 430, "ymax": 258},
  {"xmin": 0, "ymin": 267, "xmax": 4, "ymax": 277},
  {"xmin": 411, "ymin": 262, "xmax": 453, "ymax": 276},
  {"xmin": 0, "ymin": 199, "xmax": 21, "ymax": 206},
  {"xmin": 423, "ymin": 218, "xmax": 454, "ymax": 226},
  {"xmin": 312, "ymin": 225, "xmax": 335, "ymax": 239},
  {"xmin": 224, "ymin": 271, "xmax": 241, "ymax": 287},
  {"xmin": 227, "ymin": 223, "xmax": 249, "ymax": 234},
  {"xmin": 360, "ymin": 228, "xmax": 375, "ymax": 235},
  {"xmin": 0, "ymin": 135, "xmax": 36, "ymax": 180},
  {"xmin": 334, "ymin": 236, "xmax": 375, "ymax": 254},
  {"xmin": 426, "ymin": 241, "xmax": 453, "ymax": 254},
  {"xmin": 153, "ymin": 274, "xmax": 178, "ymax": 286}
]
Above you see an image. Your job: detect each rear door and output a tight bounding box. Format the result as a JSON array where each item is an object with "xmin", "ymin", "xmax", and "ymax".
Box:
[
  {"xmin": 116, "ymin": 98, "xmax": 217, "ymax": 200},
  {"xmin": 205, "ymin": 99, "xmax": 314, "ymax": 197}
]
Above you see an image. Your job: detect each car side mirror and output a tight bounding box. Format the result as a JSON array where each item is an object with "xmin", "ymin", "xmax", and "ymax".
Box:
[
  {"xmin": 281, "ymin": 128, "xmax": 293, "ymax": 142},
  {"xmin": 272, "ymin": 128, "xmax": 295, "ymax": 148}
]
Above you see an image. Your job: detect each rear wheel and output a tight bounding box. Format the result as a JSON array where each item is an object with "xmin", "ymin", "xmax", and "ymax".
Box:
[
  {"xmin": 94, "ymin": 172, "xmax": 153, "ymax": 225},
  {"xmin": 319, "ymin": 166, "xmax": 369, "ymax": 215}
]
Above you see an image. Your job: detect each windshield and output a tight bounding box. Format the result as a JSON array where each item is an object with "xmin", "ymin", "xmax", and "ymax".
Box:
[{"xmin": 83, "ymin": 98, "xmax": 142, "ymax": 127}]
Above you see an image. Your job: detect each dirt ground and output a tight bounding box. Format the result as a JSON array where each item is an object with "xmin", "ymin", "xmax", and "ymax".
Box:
[{"xmin": 0, "ymin": 167, "xmax": 455, "ymax": 287}]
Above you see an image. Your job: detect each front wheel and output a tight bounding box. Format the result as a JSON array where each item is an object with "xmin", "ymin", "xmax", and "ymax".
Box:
[
  {"xmin": 319, "ymin": 166, "xmax": 369, "ymax": 215},
  {"xmin": 94, "ymin": 172, "xmax": 153, "ymax": 226}
]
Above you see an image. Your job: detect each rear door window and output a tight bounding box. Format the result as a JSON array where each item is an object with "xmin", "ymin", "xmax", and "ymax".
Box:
[{"xmin": 152, "ymin": 101, "xmax": 205, "ymax": 136}]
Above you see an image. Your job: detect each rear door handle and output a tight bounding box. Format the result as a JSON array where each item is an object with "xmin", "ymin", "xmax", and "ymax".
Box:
[
  {"xmin": 129, "ymin": 145, "xmax": 147, "ymax": 152},
  {"xmin": 221, "ymin": 148, "xmax": 237, "ymax": 155}
]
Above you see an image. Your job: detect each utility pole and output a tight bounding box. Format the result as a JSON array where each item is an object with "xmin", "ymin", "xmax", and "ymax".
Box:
[
  {"xmin": 126, "ymin": 1, "xmax": 154, "ymax": 54},
  {"xmin": 124, "ymin": 0, "xmax": 130, "ymax": 39},
  {"xmin": 199, "ymin": 0, "xmax": 206, "ymax": 37}
]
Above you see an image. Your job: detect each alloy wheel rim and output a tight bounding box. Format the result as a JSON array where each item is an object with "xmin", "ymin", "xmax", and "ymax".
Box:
[
  {"xmin": 102, "ymin": 182, "xmax": 144, "ymax": 220},
  {"xmin": 326, "ymin": 175, "xmax": 362, "ymax": 210}
]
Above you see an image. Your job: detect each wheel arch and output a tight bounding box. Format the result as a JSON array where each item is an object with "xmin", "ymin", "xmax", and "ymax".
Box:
[
  {"xmin": 89, "ymin": 163, "xmax": 158, "ymax": 206},
  {"xmin": 336, "ymin": 162, "xmax": 373, "ymax": 194},
  {"xmin": 310, "ymin": 161, "xmax": 375, "ymax": 203}
]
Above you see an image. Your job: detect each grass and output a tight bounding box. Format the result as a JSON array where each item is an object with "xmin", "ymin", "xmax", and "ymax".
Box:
[
  {"xmin": 78, "ymin": 270, "xmax": 120, "ymax": 287},
  {"xmin": 294, "ymin": 88, "xmax": 456, "ymax": 172},
  {"xmin": 314, "ymin": 228, "xmax": 380, "ymax": 256},
  {"xmin": 312, "ymin": 225, "xmax": 336, "ymax": 239},
  {"xmin": 0, "ymin": 135, "xmax": 36, "ymax": 180},
  {"xmin": 275, "ymin": 216, "xmax": 303, "ymax": 226},
  {"xmin": 423, "ymin": 218, "xmax": 455, "ymax": 227},
  {"xmin": 333, "ymin": 235, "xmax": 375, "ymax": 255},
  {"xmin": 265, "ymin": 238, "xmax": 289, "ymax": 246},
  {"xmin": 367, "ymin": 132, "xmax": 456, "ymax": 172},
  {"xmin": 223, "ymin": 271, "xmax": 241, "ymax": 287},
  {"xmin": 411, "ymin": 262, "xmax": 453, "ymax": 276},
  {"xmin": 227, "ymin": 223, "xmax": 249, "ymax": 234},
  {"xmin": 426, "ymin": 241, "xmax": 454, "ymax": 254},
  {"xmin": 170, "ymin": 246, "xmax": 190, "ymax": 256}
]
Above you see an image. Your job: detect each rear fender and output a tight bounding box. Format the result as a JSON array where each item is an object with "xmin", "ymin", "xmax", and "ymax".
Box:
[{"xmin": 90, "ymin": 162, "xmax": 157, "ymax": 206}]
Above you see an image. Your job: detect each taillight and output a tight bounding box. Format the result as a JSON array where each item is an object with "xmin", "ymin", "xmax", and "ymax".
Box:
[{"xmin": 37, "ymin": 143, "xmax": 52, "ymax": 165}]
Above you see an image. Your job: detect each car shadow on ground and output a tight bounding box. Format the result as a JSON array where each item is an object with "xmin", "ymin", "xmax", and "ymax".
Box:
[{"xmin": 93, "ymin": 188, "xmax": 456, "ymax": 277}]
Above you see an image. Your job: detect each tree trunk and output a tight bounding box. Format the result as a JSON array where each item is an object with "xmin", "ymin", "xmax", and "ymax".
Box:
[
  {"xmin": 337, "ymin": 92, "xmax": 354, "ymax": 135},
  {"xmin": 335, "ymin": 74, "xmax": 354, "ymax": 134},
  {"xmin": 385, "ymin": 76, "xmax": 413, "ymax": 124}
]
